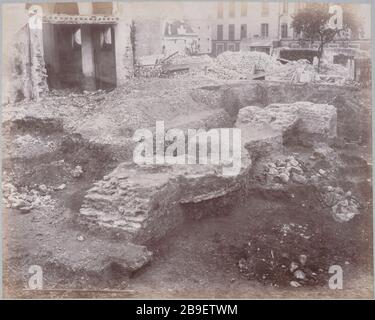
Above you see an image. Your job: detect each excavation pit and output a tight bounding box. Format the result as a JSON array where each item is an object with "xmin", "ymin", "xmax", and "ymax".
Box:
[{"xmin": 2, "ymin": 80, "xmax": 373, "ymax": 297}]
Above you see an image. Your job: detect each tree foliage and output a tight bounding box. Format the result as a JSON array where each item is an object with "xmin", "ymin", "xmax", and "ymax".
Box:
[
  {"xmin": 291, "ymin": 3, "xmax": 336, "ymax": 57},
  {"xmin": 291, "ymin": 3, "xmax": 362, "ymax": 70}
]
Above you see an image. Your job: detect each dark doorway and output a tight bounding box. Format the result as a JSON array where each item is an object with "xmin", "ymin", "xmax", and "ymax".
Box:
[
  {"xmin": 43, "ymin": 23, "xmax": 116, "ymax": 91},
  {"xmin": 43, "ymin": 24, "xmax": 83, "ymax": 89},
  {"xmin": 92, "ymin": 25, "xmax": 117, "ymax": 90}
]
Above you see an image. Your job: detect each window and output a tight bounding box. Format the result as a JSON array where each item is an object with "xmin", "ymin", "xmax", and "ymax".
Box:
[
  {"xmin": 217, "ymin": 2, "xmax": 223, "ymax": 19},
  {"xmin": 228, "ymin": 24, "xmax": 235, "ymax": 40},
  {"xmin": 229, "ymin": 1, "xmax": 235, "ymax": 18},
  {"xmin": 261, "ymin": 23, "xmax": 269, "ymax": 37},
  {"xmin": 241, "ymin": 2, "xmax": 247, "ymax": 17},
  {"xmin": 216, "ymin": 43, "xmax": 224, "ymax": 55},
  {"xmin": 261, "ymin": 0, "xmax": 269, "ymax": 17},
  {"xmin": 240, "ymin": 24, "xmax": 247, "ymax": 39},
  {"xmin": 282, "ymin": 0, "xmax": 288, "ymax": 14},
  {"xmin": 281, "ymin": 23, "xmax": 288, "ymax": 38},
  {"xmin": 217, "ymin": 25, "xmax": 223, "ymax": 40}
]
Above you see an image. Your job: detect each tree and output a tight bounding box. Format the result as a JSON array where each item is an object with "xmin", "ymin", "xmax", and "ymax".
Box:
[
  {"xmin": 291, "ymin": 4, "xmax": 336, "ymax": 71},
  {"xmin": 291, "ymin": 3, "xmax": 361, "ymax": 71}
]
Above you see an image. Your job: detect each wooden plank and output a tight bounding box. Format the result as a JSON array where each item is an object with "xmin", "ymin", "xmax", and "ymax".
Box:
[
  {"xmin": 162, "ymin": 63, "xmax": 190, "ymax": 73},
  {"xmin": 160, "ymin": 51, "xmax": 179, "ymax": 64}
]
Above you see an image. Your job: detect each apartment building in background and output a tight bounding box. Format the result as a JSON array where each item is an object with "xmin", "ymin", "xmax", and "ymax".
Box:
[
  {"xmin": 211, "ymin": 1, "xmax": 371, "ymax": 56},
  {"xmin": 211, "ymin": 1, "xmax": 305, "ymax": 56}
]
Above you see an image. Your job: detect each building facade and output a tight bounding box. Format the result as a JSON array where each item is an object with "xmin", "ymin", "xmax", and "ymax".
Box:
[
  {"xmin": 211, "ymin": 1, "xmax": 372, "ymax": 56},
  {"xmin": 211, "ymin": 1, "xmax": 306, "ymax": 56},
  {"xmin": 163, "ymin": 19, "xmax": 199, "ymax": 55},
  {"xmin": 2, "ymin": 2, "xmax": 134, "ymax": 103},
  {"xmin": 189, "ymin": 19, "xmax": 212, "ymax": 54}
]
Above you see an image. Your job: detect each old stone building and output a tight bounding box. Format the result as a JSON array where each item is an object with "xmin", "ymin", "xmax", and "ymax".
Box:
[{"xmin": 2, "ymin": 2, "xmax": 134, "ymax": 103}]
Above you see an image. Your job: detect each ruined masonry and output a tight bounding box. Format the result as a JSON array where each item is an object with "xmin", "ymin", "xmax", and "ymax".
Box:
[
  {"xmin": 29, "ymin": 11, "xmax": 49, "ymax": 100},
  {"xmin": 80, "ymin": 102, "xmax": 337, "ymax": 243},
  {"xmin": 80, "ymin": 159, "xmax": 252, "ymax": 243}
]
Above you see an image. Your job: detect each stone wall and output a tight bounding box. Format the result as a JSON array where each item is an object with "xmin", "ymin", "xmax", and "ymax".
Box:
[
  {"xmin": 2, "ymin": 4, "xmax": 31, "ymax": 103},
  {"xmin": 2, "ymin": 4, "xmax": 48, "ymax": 103},
  {"xmin": 79, "ymin": 99, "xmax": 338, "ymax": 244},
  {"xmin": 80, "ymin": 160, "xmax": 251, "ymax": 244},
  {"xmin": 2, "ymin": 25, "xmax": 33, "ymax": 103},
  {"xmin": 114, "ymin": 3, "xmax": 135, "ymax": 84},
  {"xmin": 28, "ymin": 12, "xmax": 49, "ymax": 100}
]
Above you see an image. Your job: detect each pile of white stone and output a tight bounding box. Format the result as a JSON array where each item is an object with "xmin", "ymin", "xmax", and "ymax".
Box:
[
  {"xmin": 2, "ymin": 182, "xmax": 58, "ymax": 213},
  {"xmin": 263, "ymin": 156, "xmax": 307, "ymax": 185},
  {"xmin": 209, "ymin": 51, "xmax": 281, "ymax": 80},
  {"xmin": 320, "ymin": 186, "xmax": 360, "ymax": 223},
  {"xmin": 267, "ymin": 59, "xmax": 317, "ymax": 83}
]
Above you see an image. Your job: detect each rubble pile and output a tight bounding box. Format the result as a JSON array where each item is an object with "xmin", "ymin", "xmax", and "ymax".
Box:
[
  {"xmin": 263, "ymin": 156, "xmax": 307, "ymax": 185},
  {"xmin": 167, "ymin": 52, "xmax": 213, "ymax": 66},
  {"xmin": 209, "ymin": 51, "xmax": 281, "ymax": 80},
  {"xmin": 7, "ymin": 134, "xmax": 58, "ymax": 159},
  {"xmin": 267, "ymin": 59, "xmax": 317, "ymax": 83},
  {"xmin": 136, "ymin": 64, "xmax": 163, "ymax": 78},
  {"xmin": 135, "ymin": 53, "xmax": 213, "ymax": 78},
  {"xmin": 320, "ymin": 61, "xmax": 349, "ymax": 78},
  {"xmin": 238, "ymin": 222, "xmax": 346, "ymax": 287},
  {"xmin": 2, "ymin": 182, "xmax": 57, "ymax": 213},
  {"xmin": 261, "ymin": 155, "xmax": 362, "ymax": 223},
  {"xmin": 134, "ymin": 51, "xmax": 354, "ymax": 87},
  {"xmin": 238, "ymin": 98, "xmax": 363, "ymax": 224},
  {"xmin": 319, "ymin": 186, "xmax": 361, "ymax": 223},
  {"xmin": 135, "ymin": 54, "xmax": 163, "ymax": 77},
  {"xmin": 266, "ymin": 59, "xmax": 353, "ymax": 86}
]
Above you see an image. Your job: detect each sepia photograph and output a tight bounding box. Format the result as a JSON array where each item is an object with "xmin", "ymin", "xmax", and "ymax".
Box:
[{"xmin": 1, "ymin": 0, "xmax": 373, "ymax": 301}]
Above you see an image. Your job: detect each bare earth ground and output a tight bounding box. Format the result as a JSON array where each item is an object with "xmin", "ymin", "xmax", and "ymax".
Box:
[{"xmin": 2, "ymin": 75, "xmax": 373, "ymax": 299}]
